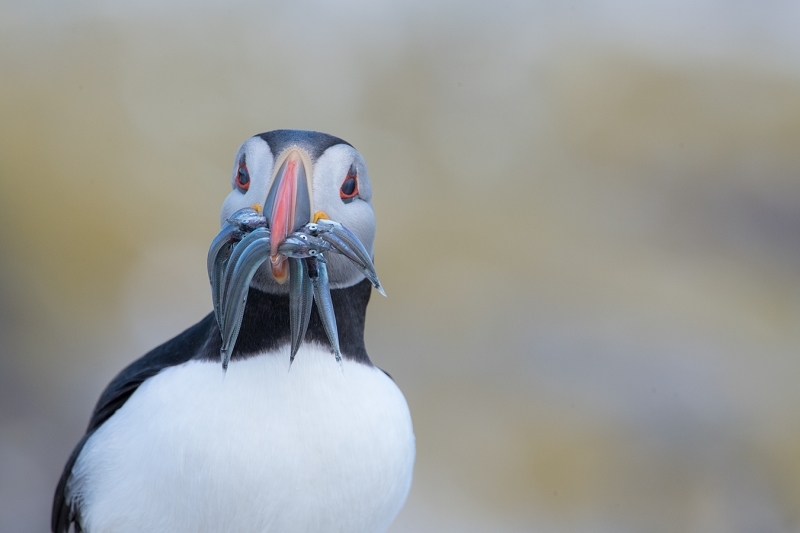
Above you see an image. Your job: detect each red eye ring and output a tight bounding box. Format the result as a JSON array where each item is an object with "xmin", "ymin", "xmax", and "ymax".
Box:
[
  {"xmin": 235, "ymin": 163, "xmax": 250, "ymax": 192},
  {"xmin": 340, "ymin": 166, "xmax": 358, "ymax": 200}
]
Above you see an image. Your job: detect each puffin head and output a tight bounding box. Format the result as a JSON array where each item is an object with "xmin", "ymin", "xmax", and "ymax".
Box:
[{"xmin": 219, "ymin": 130, "xmax": 375, "ymax": 294}]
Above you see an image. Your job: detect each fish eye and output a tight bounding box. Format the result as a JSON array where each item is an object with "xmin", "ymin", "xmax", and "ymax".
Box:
[
  {"xmin": 235, "ymin": 160, "xmax": 250, "ymax": 192},
  {"xmin": 340, "ymin": 164, "xmax": 358, "ymax": 200}
]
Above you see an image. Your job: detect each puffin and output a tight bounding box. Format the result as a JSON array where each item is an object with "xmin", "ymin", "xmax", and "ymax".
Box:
[{"xmin": 52, "ymin": 130, "xmax": 415, "ymax": 533}]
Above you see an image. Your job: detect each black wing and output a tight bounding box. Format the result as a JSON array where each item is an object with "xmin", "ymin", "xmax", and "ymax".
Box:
[{"xmin": 52, "ymin": 313, "xmax": 217, "ymax": 533}]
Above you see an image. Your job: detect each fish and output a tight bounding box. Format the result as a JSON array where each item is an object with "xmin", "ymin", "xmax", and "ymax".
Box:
[
  {"xmin": 314, "ymin": 219, "xmax": 386, "ymax": 296},
  {"xmin": 277, "ymin": 234, "xmax": 332, "ymax": 258},
  {"xmin": 308, "ymin": 256, "xmax": 342, "ymax": 364},
  {"xmin": 219, "ymin": 227, "xmax": 270, "ymax": 336},
  {"xmin": 207, "ymin": 223, "xmax": 242, "ymax": 329},
  {"xmin": 288, "ymin": 257, "xmax": 314, "ymax": 364},
  {"xmin": 219, "ymin": 234, "xmax": 272, "ymax": 371},
  {"xmin": 225, "ymin": 207, "xmax": 267, "ymax": 232},
  {"xmin": 207, "ymin": 215, "xmax": 382, "ymax": 369},
  {"xmin": 316, "ymin": 231, "xmax": 381, "ymax": 288}
]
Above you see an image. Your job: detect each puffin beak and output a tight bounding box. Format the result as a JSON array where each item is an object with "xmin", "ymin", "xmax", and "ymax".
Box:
[{"xmin": 264, "ymin": 149, "xmax": 312, "ymax": 283}]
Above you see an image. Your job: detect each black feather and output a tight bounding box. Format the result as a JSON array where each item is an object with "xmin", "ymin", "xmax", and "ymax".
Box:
[{"xmin": 256, "ymin": 129, "xmax": 352, "ymax": 160}]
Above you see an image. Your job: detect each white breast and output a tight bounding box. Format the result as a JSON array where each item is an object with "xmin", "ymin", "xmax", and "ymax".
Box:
[{"xmin": 68, "ymin": 344, "xmax": 415, "ymax": 533}]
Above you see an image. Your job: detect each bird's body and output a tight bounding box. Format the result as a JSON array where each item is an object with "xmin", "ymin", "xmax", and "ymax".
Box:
[
  {"xmin": 69, "ymin": 341, "xmax": 413, "ymax": 533},
  {"xmin": 54, "ymin": 131, "xmax": 415, "ymax": 533}
]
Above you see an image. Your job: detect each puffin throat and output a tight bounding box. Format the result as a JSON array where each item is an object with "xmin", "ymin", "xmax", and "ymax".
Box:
[{"xmin": 266, "ymin": 149, "xmax": 312, "ymax": 283}]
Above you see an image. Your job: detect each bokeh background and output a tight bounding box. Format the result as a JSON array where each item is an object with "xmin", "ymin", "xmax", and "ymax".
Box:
[{"xmin": 3, "ymin": 1, "xmax": 800, "ymax": 532}]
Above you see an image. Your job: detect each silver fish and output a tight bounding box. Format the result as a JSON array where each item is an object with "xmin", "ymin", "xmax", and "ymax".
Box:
[
  {"xmin": 315, "ymin": 219, "xmax": 386, "ymax": 296},
  {"xmin": 301, "ymin": 222, "xmax": 322, "ymax": 236},
  {"xmin": 219, "ymin": 227, "xmax": 270, "ymax": 334},
  {"xmin": 316, "ymin": 231, "xmax": 375, "ymax": 278},
  {"xmin": 207, "ymin": 223, "xmax": 242, "ymax": 328},
  {"xmin": 219, "ymin": 234, "xmax": 272, "ymax": 371},
  {"xmin": 226, "ymin": 207, "xmax": 267, "ymax": 231},
  {"xmin": 308, "ymin": 256, "xmax": 342, "ymax": 364},
  {"xmin": 288, "ymin": 257, "xmax": 313, "ymax": 364},
  {"xmin": 207, "ymin": 215, "xmax": 379, "ymax": 369},
  {"xmin": 277, "ymin": 234, "xmax": 332, "ymax": 258}
]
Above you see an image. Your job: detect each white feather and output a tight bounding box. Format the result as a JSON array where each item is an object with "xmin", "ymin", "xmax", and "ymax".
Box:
[
  {"xmin": 220, "ymin": 136, "xmax": 274, "ymax": 228},
  {"xmin": 68, "ymin": 345, "xmax": 415, "ymax": 533},
  {"xmin": 310, "ymin": 144, "xmax": 376, "ymax": 289}
]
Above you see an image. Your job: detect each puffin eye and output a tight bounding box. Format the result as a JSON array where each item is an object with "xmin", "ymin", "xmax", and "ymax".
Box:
[
  {"xmin": 340, "ymin": 165, "xmax": 358, "ymax": 200},
  {"xmin": 235, "ymin": 162, "xmax": 250, "ymax": 192}
]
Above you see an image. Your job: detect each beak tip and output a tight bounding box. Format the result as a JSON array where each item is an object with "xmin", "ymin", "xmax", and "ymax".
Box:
[{"xmin": 271, "ymin": 255, "xmax": 289, "ymax": 284}]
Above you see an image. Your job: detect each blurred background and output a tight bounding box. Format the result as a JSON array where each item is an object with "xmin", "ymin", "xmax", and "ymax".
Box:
[{"xmin": 3, "ymin": 1, "xmax": 800, "ymax": 531}]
